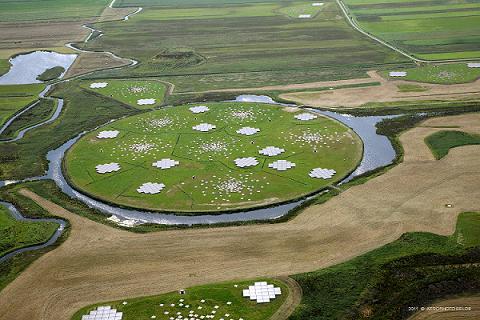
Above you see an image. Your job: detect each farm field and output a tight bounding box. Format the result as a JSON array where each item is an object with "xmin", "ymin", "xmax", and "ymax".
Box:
[
  {"xmin": 0, "ymin": 84, "xmax": 44, "ymax": 128},
  {"xmin": 64, "ymin": 102, "xmax": 362, "ymax": 213},
  {"xmin": 84, "ymin": 0, "xmax": 410, "ymax": 92},
  {"xmin": 343, "ymin": 0, "xmax": 480, "ymax": 60},
  {"xmin": 0, "ymin": 0, "xmax": 110, "ymax": 22},
  {"xmin": 72, "ymin": 279, "xmax": 288, "ymax": 320},
  {"xmin": 0, "ymin": 205, "xmax": 57, "ymax": 258},
  {"xmin": 82, "ymin": 80, "xmax": 167, "ymax": 109}
]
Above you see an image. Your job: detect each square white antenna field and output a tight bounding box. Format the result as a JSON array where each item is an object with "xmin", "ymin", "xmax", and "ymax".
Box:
[
  {"xmin": 96, "ymin": 163, "xmax": 121, "ymax": 174},
  {"xmin": 389, "ymin": 71, "xmax": 407, "ymax": 77},
  {"xmin": 242, "ymin": 282, "xmax": 282, "ymax": 304},
  {"xmin": 97, "ymin": 130, "xmax": 120, "ymax": 139},
  {"xmin": 89, "ymin": 82, "xmax": 108, "ymax": 89},
  {"xmin": 295, "ymin": 113, "xmax": 317, "ymax": 121},
  {"xmin": 236, "ymin": 127, "xmax": 260, "ymax": 136},
  {"xmin": 81, "ymin": 306, "xmax": 123, "ymax": 320},
  {"xmin": 234, "ymin": 157, "xmax": 259, "ymax": 168},
  {"xmin": 309, "ymin": 168, "xmax": 336, "ymax": 179},
  {"xmin": 193, "ymin": 123, "xmax": 216, "ymax": 132},
  {"xmin": 268, "ymin": 160, "xmax": 295, "ymax": 171},
  {"xmin": 259, "ymin": 146, "xmax": 285, "ymax": 157},
  {"xmin": 137, "ymin": 182, "xmax": 166, "ymax": 194},
  {"xmin": 137, "ymin": 98, "xmax": 156, "ymax": 105},
  {"xmin": 152, "ymin": 159, "xmax": 179, "ymax": 169},
  {"xmin": 189, "ymin": 105, "xmax": 209, "ymax": 113}
]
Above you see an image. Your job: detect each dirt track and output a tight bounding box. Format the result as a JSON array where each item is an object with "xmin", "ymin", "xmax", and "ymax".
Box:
[
  {"xmin": 279, "ymin": 72, "xmax": 480, "ymax": 108},
  {"xmin": 408, "ymin": 295, "xmax": 480, "ymax": 319},
  {"xmin": 0, "ymin": 113, "xmax": 479, "ymax": 320}
]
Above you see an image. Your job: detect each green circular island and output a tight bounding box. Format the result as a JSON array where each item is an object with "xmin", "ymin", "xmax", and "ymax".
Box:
[{"xmin": 64, "ymin": 102, "xmax": 362, "ymax": 213}]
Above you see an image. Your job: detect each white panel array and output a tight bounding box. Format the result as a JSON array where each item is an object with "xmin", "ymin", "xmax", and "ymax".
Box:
[
  {"xmin": 312, "ymin": 2, "xmax": 324, "ymax": 6},
  {"xmin": 152, "ymin": 159, "xmax": 179, "ymax": 170},
  {"xmin": 189, "ymin": 105, "xmax": 210, "ymax": 113},
  {"xmin": 268, "ymin": 160, "xmax": 296, "ymax": 171},
  {"xmin": 236, "ymin": 127, "xmax": 260, "ymax": 136},
  {"xmin": 137, "ymin": 98, "xmax": 156, "ymax": 105},
  {"xmin": 309, "ymin": 168, "xmax": 336, "ymax": 179},
  {"xmin": 137, "ymin": 182, "xmax": 166, "ymax": 194},
  {"xmin": 97, "ymin": 130, "xmax": 120, "ymax": 139},
  {"xmin": 259, "ymin": 146, "xmax": 285, "ymax": 157},
  {"xmin": 81, "ymin": 306, "xmax": 122, "ymax": 320},
  {"xmin": 242, "ymin": 282, "xmax": 282, "ymax": 303},
  {"xmin": 193, "ymin": 123, "xmax": 216, "ymax": 132},
  {"xmin": 96, "ymin": 163, "xmax": 121, "ymax": 174},
  {"xmin": 90, "ymin": 82, "xmax": 108, "ymax": 89},
  {"xmin": 467, "ymin": 62, "xmax": 480, "ymax": 68},
  {"xmin": 389, "ymin": 71, "xmax": 407, "ymax": 77},
  {"xmin": 298, "ymin": 14, "xmax": 312, "ymax": 18},
  {"xmin": 294, "ymin": 113, "xmax": 318, "ymax": 121},
  {"xmin": 234, "ymin": 157, "xmax": 259, "ymax": 168}
]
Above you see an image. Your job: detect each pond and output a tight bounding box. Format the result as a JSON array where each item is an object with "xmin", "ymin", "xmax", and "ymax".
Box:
[{"xmin": 0, "ymin": 51, "xmax": 77, "ymax": 85}]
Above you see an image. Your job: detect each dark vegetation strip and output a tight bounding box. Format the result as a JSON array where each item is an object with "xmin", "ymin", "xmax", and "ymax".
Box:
[
  {"xmin": 425, "ymin": 130, "xmax": 480, "ymax": 159},
  {"xmin": 290, "ymin": 212, "xmax": 480, "ymax": 320},
  {"xmin": 0, "ymin": 99, "xmax": 56, "ymax": 140}
]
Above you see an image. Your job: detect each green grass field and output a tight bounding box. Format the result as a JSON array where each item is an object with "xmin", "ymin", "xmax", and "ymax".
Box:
[
  {"xmin": 343, "ymin": 0, "xmax": 480, "ymax": 60},
  {"xmin": 72, "ymin": 279, "xmax": 288, "ymax": 320},
  {"xmin": 82, "ymin": 80, "xmax": 167, "ymax": 109},
  {"xmin": 425, "ymin": 130, "xmax": 480, "ymax": 159},
  {"xmin": 85, "ymin": 0, "xmax": 409, "ymax": 92},
  {"xmin": 0, "ymin": 0, "xmax": 110, "ymax": 22},
  {"xmin": 0, "ymin": 84, "xmax": 45, "ymax": 128},
  {"xmin": 0, "ymin": 59, "xmax": 9, "ymax": 76},
  {"xmin": 0, "ymin": 205, "xmax": 58, "ymax": 257},
  {"xmin": 277, "ymin": 2, "xmax": 327, "ymax": 18},
  {"xmin": 64, "ymin": 102, "xmax": 362, "ymax": 213},
  {"xmin": 396, "ymin": 83, "xmax": 427, "ymax": 92},
  {"xmin": 385, "ymin": 63, "xmax": 480, "ymax": 84},
  {"xmin": 291, "ymin": 211, "xmax": 480, "ymax": 319}
]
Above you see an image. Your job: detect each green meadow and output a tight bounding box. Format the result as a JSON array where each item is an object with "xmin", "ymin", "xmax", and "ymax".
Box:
[
  {"xmin": 72, "ymin": 279, "xmax": 288, "ymax": 320},
  {"xmin": 344, "ymin": 0, "xmax": 480, "ymax": 60},
  {"xmin": 0, "ymin": 205, "xmax": 58, "ymax": 258},
  {"xmin": 384, "ymin": 63, "xmax": 480, "ymax": 84},
  {"xmin": 64, "ymin": 102, "xmax": 362, "ymax": 213},
  {"xmin": 82, "ymin": 80, "xmax": 167, "ymax": 109},
  {"xmin": 0, "ymin": 0, "xmax": 110, "ymax": 22}
]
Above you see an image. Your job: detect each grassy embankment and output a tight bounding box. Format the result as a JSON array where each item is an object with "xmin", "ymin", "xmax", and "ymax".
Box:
[
  {"xmin": 72, "ymin": 279, "xmax": 288, "ymax": 320},
  {"xmin": 291, "ymin": 211, "xmax": 480, "ymax": 319},
  {"xmin": 425, "ymin": 130, "xmax": 480, "ymax": 159},
  {"xmin": 344, "ymin": 0, "xmax": 480, "ymax": 60},
  {"xmin": 0, "ymin": 84, "xmax": 45, "ymax": 128}
]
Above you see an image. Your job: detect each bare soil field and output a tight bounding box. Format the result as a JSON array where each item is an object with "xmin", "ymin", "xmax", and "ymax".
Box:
[
  {"xmin": 0, "ymin": 113, "xmax": 479, "ymax": 320},
  {"xmin": 280, "ymin": 72, "xmax": 480, "ymax": 108},
  {"xmin": 409, "ymin": 295, "xmax": 480, "ymax": 320},
  {"xmin": 64, "ymin": 51, "xmax": 131, "ymax": 78}
]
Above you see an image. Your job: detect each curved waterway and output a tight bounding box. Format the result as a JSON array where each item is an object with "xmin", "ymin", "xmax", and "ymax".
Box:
[
  {"xmin": 0, "ymin": 201, "xmax": 66, "ymax": 263},
  {"xmin": 0, "ymin": 96, "xmax": 398, "ymax": 226}
]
